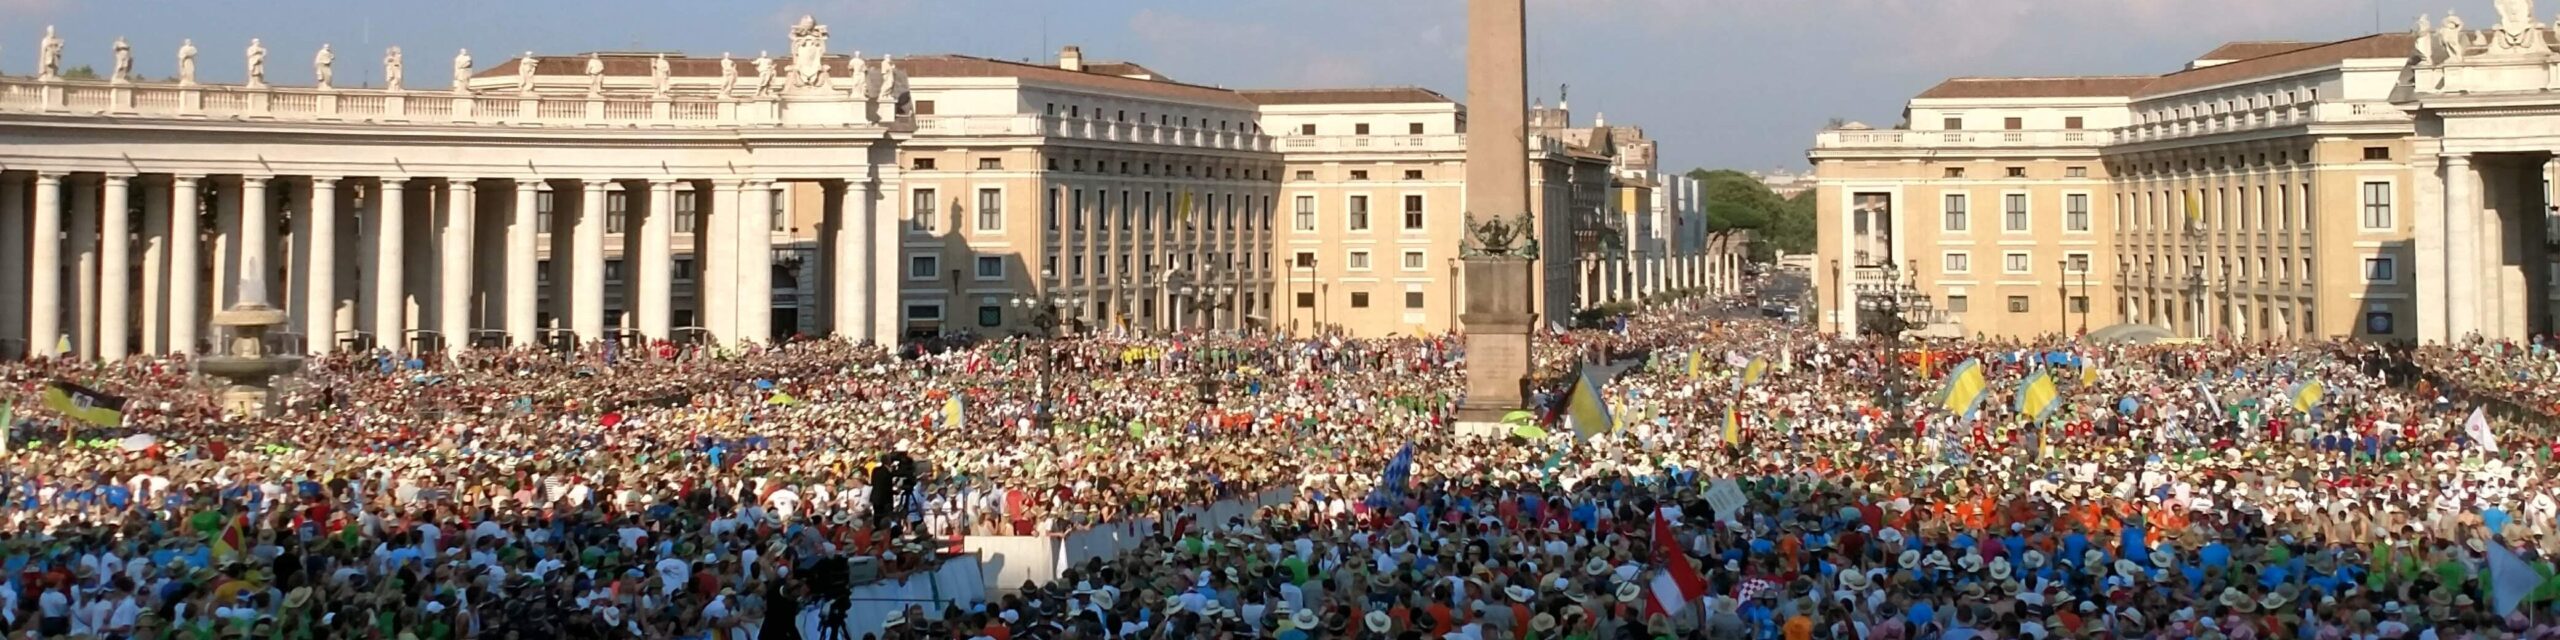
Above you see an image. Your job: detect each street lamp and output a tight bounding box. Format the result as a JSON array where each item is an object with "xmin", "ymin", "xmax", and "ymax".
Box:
[
  {"xmin": 1176, "ymin": 282, "xmax": 1239, "ymax": 334},
  {"xmin": 1009, "ymin": 292, "xmax": 1086, "ymax": 459},
  {"xmin": 1853, "ymin": 259, "xmax": 1936, "ymax": 437},
  {"xmin": 2056, "ymin": 257, "xmax": 2089, "ymax": 337}
]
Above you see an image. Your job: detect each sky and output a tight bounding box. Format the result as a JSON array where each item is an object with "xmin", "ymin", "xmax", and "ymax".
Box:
[{"xmin": 1, "ymin": 0, "xmax": 2464, "ymax": 173}]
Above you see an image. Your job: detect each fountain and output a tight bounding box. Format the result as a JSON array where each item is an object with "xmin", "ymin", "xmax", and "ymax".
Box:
[{"xmin": 198, "ymin": 257, "xmax": 303, "ymax": 417}]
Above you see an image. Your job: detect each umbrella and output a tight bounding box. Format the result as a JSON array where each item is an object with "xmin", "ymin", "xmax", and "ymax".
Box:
[
  {"xmin": 1500, "ymin": 410, "xmax": 1538, "ymax": 426},
  {"xmin": 1511, "ymin": 424, "xmax": 1551, "ymax": 440},
  {"xmin": 118, "ymin": 434, "xmax": 158, "ymax": 452}
]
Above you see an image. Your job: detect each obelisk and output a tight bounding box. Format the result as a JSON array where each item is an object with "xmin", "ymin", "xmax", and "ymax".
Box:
[{"xmin": 1454, "ymin": 0, "xmax": 1538, "ymax": 429}]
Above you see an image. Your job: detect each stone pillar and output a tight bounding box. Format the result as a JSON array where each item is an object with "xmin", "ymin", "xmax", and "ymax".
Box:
[
  {"xmin": 71, "ymin": 176, "xmax": 98, "ymax": 360},
  {"xmin": 0, "ymin": 174, "xmax": 23, "ymax": 352},
  {"xmin": 870, "ymin": 180, "xmax": 900, "ymax": 346},
  {"xmin": 168, "ymin": 177, "xmax": 201, "ymax": 355},
  {"xmin": 701, "ymin": 181, "xmax": 739, "ymax": 342},
  {"xmin": 2446, "ymin": 155, "xmax": 2480, "ymax": 340},
  {"xmin": 639, "ymin": 180, "xmax": 675, "ymax": 343},
  {"xmin": 440, "ymin": 179, "xmax": 475, "ymax": 353},
  {"xmin": 29, "ymin": 174, "xmax": 61, "ymax": 358},
  {"xmin": 735, "ymin": 181, "xmax": 774, "ymax": 345},
  {"xmin": 574, "ymin": 180, "xmax": 609, "ymax": 345},
  {"xmin": 828, "ymin": 180, "xmax": 869, "ymax": 339},
  {"xmin": 373, "ymin": 179, "xmax": 406, "ymax": 353},
  {"xmin": 139, "ymin": 178, "xmax": 167, "ymax": 355},
  {"xmin": 239, "ymin": 177, "xmax": 271, "ymax": 304},
  {"xmin": 305, "ymin": 178, "xmax": 337, "ymax": 354},
  {"xmin": 547, "ymin": 181, "xmax": 574, "ymax": 333},
  {"xmin": 507, "ymin": 180, "xmax": 540, "ymax": 346},
  {"xmin": 99, "ymin": 175, "xmax": 130, "ymax": 361}
]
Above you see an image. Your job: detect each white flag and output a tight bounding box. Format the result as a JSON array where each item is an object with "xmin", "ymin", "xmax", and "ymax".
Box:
[{"xmin": 2466, "ymin": 406, "xmax": 2500, "ymax": 452}]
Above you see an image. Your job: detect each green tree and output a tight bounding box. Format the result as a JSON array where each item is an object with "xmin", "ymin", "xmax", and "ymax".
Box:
[
  {"xmin": 60, "ymin": 65, "xmax": 99, "ymax": 81},
  {"xmin": 1686, "ymin": 168, "xmax": 1814, "ymax": 262}
]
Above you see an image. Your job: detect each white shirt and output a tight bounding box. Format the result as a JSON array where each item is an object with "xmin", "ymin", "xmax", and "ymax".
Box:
[{"xmin": 38, "ymin": 589, "xmax": 70, "ymax": 617}]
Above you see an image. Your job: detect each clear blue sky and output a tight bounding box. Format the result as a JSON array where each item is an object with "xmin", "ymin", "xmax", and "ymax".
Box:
[{"xmin": 3, "ymin": 0, "xmax": 2453, "ymax": 172}]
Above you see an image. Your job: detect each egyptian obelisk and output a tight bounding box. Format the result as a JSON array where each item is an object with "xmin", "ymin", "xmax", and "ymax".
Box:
[{"xmin": 1454, "ymin": 0, "xmax": 1538, "ymax": 428}]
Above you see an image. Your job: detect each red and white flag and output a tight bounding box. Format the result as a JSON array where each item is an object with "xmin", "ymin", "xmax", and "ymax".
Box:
[{"xmin": 1648, "ymin": 507, "xmax": 1710, "ymax": 616}]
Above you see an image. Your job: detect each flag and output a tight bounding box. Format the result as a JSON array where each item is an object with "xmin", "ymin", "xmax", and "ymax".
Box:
[
  {"xmin": 2466, "ymin": 406, "xmax": 2500, "ymax": 452},
  {"xmin": 0, "ymin": 403, "xmax": 10, "ymax": 454},
  {"xmin": 2488, "ymin": 538, "xmax": 2560, "ymax": 615},
  {"xmin": 1934, "ymin": 359, "xmax": 1989, "ymax": 417},
  {"xmin": 2184, "ymin": 192, "xmax": 2204, "ymax": 228},
  {"xmin": 1917, "ymin": 349, "xmax": 1934, "ymax": 379},
  {"xmin": 2015, "ymin": 370, "xmax": 2062, "ymax": 423},
  {"xmin": 41, "ymin": 381, "xmax": 125, "ymax": 428},
  {"xmin": 1369, "ymin": 443, "xmax": 1415, "ymax": 507},
  {"xmin": 1647, "ymin": 507, "xmax": 1709, "ymax": 616},
  {"xmin": 2194, "ymin": 378, "xmax": 2222, "ymax": 415},
  {"xmin": 2287, "ymin": 380, "xmax": 2325, "ymax": 414},
  {"xmin": 1565, "ymin": 367, "xmax": 1617, "ymax": 437},
  {"xmin": 941, "ymin": 395, "xmax": 965, "ymax": 430},
  {"xmin": 1684, "ymin": 350, "xmax": 1703, "ymax": 379},
  {"xmin": 1737, "ymin": 357, "xmax": 1770, "ymax": 387},
  {"xmin": 2080, "ymin": 356, "xmax": 2101, "ymax": 386},
  {"xmin": 213, "ymin": 511, "xmax": 249, "ymax": 563},
  {"xmin": 765, "ymin": 391, "xmax": 801, "ymax": 406},
  {"xmin": 1722, "ymin": 404, "xmax": 1741, "ymax": 446},
  {"xmin": 1779, "ymin": 345, "xmax": 1793, "ymax": 373},
  {"xmin": 1178, "ymin": 190, "xmax": 1195, "ymax": 225}
]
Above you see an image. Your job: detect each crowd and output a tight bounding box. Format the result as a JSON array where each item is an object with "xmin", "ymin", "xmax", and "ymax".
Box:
[{"xmin": 2, "ymin": 289, "xmax": 2560, "ymax": 639}]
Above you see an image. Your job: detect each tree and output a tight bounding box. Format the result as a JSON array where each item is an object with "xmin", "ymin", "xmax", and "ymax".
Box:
[
  {"xmin": 1686, "ymin": 168, "xmax": 1813, "ymax": 262},
  {"xmin": 60, "ymin": 65, "xmax": 99, "ymax": 81}
]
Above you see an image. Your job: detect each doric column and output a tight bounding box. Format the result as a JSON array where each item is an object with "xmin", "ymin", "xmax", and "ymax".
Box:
[
  {"xmin": 167, "ymin": 178, "xmax": 201, "ymax": 354},
  {"xmin": 735, "ymin": 180, "xmax": 774, "ymax": 345},
  {"xmin": 0, "ymin": 174, "xmax": 23, "ymax": 350},
  {"xmin": 239, "ymin": 177, "xmax": 272, "ymax": 304},
  {"xmin": 139, "ymin": 178, "xmax": 167, "ymax": 355},
  {"xmin": 2446, "ymin": 155, "xmax": 2480, "ymax": 339},
  {"xmin": 573, "ymin": 180, "xmax": 609, "ymax": 344},
  {"xmin": 441, "ymin": 179, "xmax": 476, "ymax": 353},
  {"xmin": 29, "ymin": 174, "xmax": 62, "ymax": 358},
  {"xmin": 868, "ymin": 179, "xmax": 900, "ymax": 346},
  {"xmin": 704, "ymin": 180, "xmax": 740, "ymax": 342},
  {"xmin": 99, "ymin": 175, "xmax": 131, "ymax": 361},
  {"xmin": 372, "ymin": 179, "xmax": 406, "ymax": 353},
  {"xmin": 639, "ymin": 180, "xmax": 675, "ymax": 344},
  {"xmin": 828, "ymin": 180, "xmax": 870, "ymax": 340},
  {"xmin": 70, "ymin": 176, "xmax": 98, "ymax": 360},
  {"xmin": 305, "ymin": 178, "xmax": 338, "ymax": 354},
  {"xmin": 506, "ymin": 180, "xmax": 540, "ymax": 346}
]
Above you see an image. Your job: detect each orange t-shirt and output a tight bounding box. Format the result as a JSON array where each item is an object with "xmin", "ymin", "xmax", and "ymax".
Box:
[{"xmin": 1783, "ymin": 615, "xmax": 1814, "ymax": 640}]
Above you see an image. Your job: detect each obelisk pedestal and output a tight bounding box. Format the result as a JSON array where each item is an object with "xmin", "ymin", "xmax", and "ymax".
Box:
[{"xmin": 1453, "ymin": 0, "xmax": 1537, "ymax": 435}]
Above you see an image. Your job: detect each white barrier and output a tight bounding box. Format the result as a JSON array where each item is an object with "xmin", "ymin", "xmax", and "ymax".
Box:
[
  {"xmin": 798, "ymin": 554, "xmax": 989, "ymax": 639},
  {"xmin": 964, "ymin": 487, "xmax": 1295, "ymax": 599}
]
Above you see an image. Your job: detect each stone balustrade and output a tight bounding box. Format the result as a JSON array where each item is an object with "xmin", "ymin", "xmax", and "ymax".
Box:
[
  {"xmin": 0, "ymin": 76, "xmax": 902, "ymax": 128},
  {"xmin": 912, "ymin": 114, "xmax": 1276, "ymax": 152}
]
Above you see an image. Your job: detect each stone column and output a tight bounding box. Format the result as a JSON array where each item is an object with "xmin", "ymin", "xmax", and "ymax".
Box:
[
  {"xmin": 0, "ymin": 174, "xmax": 23, "ymax": 351},
  {"xmin": 828, "ymin": 180, "xmax": 870, "ymax": 339},
  {"xmin": 168, "ymin": 178, "xmax": 201, "ymax": 355},
  {"xmin": 239, "ymin": 177, "xmax": 272, "ymax": 305},
  {"xmin": 506, "ymin": 180, "xmax": 540, "ymax": 346},
  {"xmin": 372, "ymin": 179, "xmax": 406, "ymax": 352},
  {"xmin": 574, "ymin": 180, "xmax": 609, "ymax": 344},
  {"xmin": 2446, "ymin": 155, "xmax": 2480, "ymax": 339},
  {"xmin": 441, "ymin": 179, "xmax": 476, "ymax": 352},
  {"xmin": 305, "ymin": 178, "xmax": 337, "ymax": 354},
  {"xmin": 704, "ymin": 180, "xmax": 740, "ymax": 342},
  {"xmin": 870, "ymin": 179, "xmax": 900, "ymax": 345},
  {"xmin": 99, "ymin": 176, "xmax": 130, "ymax": 361},
  {"xmin": 71, "ymin": 176, "xmax": 98, "ymax": 360},
  {"xmin": 735, "ymin": 180, "xmax": 774, "ymax": 345},
  {"xmin": 640, "ymin": 180, "xmax": 676, "ymax": 344},
  {"xmin": 139, "ymin": 178, "xmax": 167, "ymax": 355},
  {"xmin": 29, "ymin": 174, "xmax": 62, "ymax": 358}
]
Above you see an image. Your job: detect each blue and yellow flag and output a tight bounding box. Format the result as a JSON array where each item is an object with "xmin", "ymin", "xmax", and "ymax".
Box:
[
  {"xmin": 2288, "ymin": 380, "xmax": 2325, "ymax": 414},
  {"xmin": 1935, "ymin": 359, "xmax": 1990, "ymax": 417},
  {"xmin": 1684, "ymin": 350, "xmax": 1703, "ymax": 379},
  {"xmin": 1566, "ymin": 367, "xmax": 1617, "ymax": 438},
  {"xmin": 1738, "ymin": 357, "xmax": 1771, "ymax": 388},
  {"xmin": 2015, "ymin": 370, "xmax": 2063, "ymax": 423},
  {"xmin": 1722, "ymin": 404, "xmax": 1742, "ymax": 446}
]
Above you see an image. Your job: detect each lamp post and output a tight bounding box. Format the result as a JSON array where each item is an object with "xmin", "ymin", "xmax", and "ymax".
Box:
[
  {"xmin": 1853, "ymin": 260, "xmax": 1936, "ymax": 436},
  {"xmin": 1177, "ymin": 282, "xmax": 1239, "ymax": 335},
  {"xmin": 1010, "ymin": 292, "xmax": 1085, "ymax": 460}
]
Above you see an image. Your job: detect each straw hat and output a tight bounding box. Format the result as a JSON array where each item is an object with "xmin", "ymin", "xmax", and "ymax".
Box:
[
  {"xmin": 1290, "ymin": 609, "xmax": 1320, "ymax": 629},
  {"xmin": 1365, "ymin": 611, "xmax": 1392, "ymax": 633},
  {"xmin": 1837, "ymin": 570, "xmax": 1870, "ymax": 590},
  {"xmin": 2023, "ymin": 549, "xmax": 2046, "ymax": 568},
  {"xmin": 1506, "ymin": 585, "xmax": 1536, "ymax": 603},
  {"xmin": 1898, "ymin": 550, "xmax": 1921, "ymax": 569},
  {"xmin": 1615, "ymin": 582, "xmax": 1642, "ymax": 604},
  {"xmin": 1531, "ymin": 613, "xmax": 1558, "ymax": 632},
  {"xmin": 1988, "ymin": 556, "xmax": 2012, "ymax": 578}
]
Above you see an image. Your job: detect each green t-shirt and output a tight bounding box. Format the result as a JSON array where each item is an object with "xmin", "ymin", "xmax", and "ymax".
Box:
[{"xmin": 190, "ymin": 510, "xmax": 225, "ymax": 538}]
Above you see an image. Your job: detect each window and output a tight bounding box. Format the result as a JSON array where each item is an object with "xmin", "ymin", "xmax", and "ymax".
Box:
[
  {"xmin": 1355, "ymin": 123, "xmax": 1371, "ymax": 135},
  {"xmin": 1942, "ymin": 194, "xmax": 1968, "ymax": 231},
  {"xmin": 2064, "ymin": 116, "xmax": 2084, "ymax": 130},
  {"xmin": 1946, "ymin": 295, "xmax": 1969, "ymax": 313},
  {"xmin": 1350, "ymin": 292, "xmax": 1371, "ymax": 308},
  {"xmin": 2003, "ymin": 193, "xmax": 2028, "ymax": 231},
  {"xmin": 1942, "ymin": 117, "xmax": 1962, "ymax": 130},
  {"xmin": 912, "ymin": 157, "xmax": 936, "ymax": 171},
  {"xmin": 605, "ymin": 191, "xmax": 629, "ymax": 234},
  {"xmin": 975, "ymin": 188, "xmax": 1003, "ymax": 231},
  {"xmin": 2066, "ymin": 253, "xmax": 2090, "ymax": 273},
  {"xmin": 1349, "ymin": 170, "xmax": 1369, "ymax": 181},
  {"xmin": 2065, "ymin": 166, "xmax": 2087, "ymax": 178},
  {"xmin": 1042, "ymin": 256, "xmax": 1056, "ymax": 278},
  {"xmin": 1295, "ymin": 292, "xmax": 1315, "ymax": 308},
  {"xmin": 905, "ymin": 304, "xmax": 942, "ymax": 322},
  {"xmin": 1294, "ymin": 170, "xmax": 1314, "ymax": 181},
  {"xmin": 2003, "ymin": 117, "xmax": 2022, "ymax": 130},
  {"xmin": 978, "ymin": 157, "xmax": 1003, "ymax": 170},
  {"xmin": 1402, "ymin": 195, "xmax": 1425, "ymax": 229},
  {"xmin": 913, "ymin": 100, "xmax": 936, "ymax": 115},
  {"xmin": 1293, "ymin": 195, "xmax": 1316, "ymax": 231},
  {"xmin": 1046, "ymin": 188, "xmax": 1061, "ymax": 231},
  {"xmin": 2065, "ymin": 194, "xmax": 2090, "ymax": 232},
  {"xmin": 1942, "ymin": 252, "xmax": 1970, "ymax": 274},
  {"xmin": 672, "ymin": 258, "xmax": 694, "ymax": 281},
  {"xmin": 1403, "ymin": 251, "xmax": 1426, "ymax": 270},
  {"xmin": 975, "ymin": 256, "xmax": 1004, "ymax": 279},
  {"xmin": 2005, "ymin": 167, "xmax": 2027, "ymax": 178},
  {"xmin": 1299, "ymin": 123, "xmax": 1316, "ymax": 135},
  {"xmin": 1404, "ymin": 170, "xmax": 1424, "ymax": 181},
  {"xmin": 1944, "ymin": 167, "xmax": 1966, "ymax": 179},
  {"xmin": 1409, "ymin": 123, "xmax": 1425, "ymax": 134},
  {"xmin": 909, "ymin": 188, "xmax": 938, "ymax": 232},
  {"xmin": 2069, "ymin": 296, "xmax": 2090, "ymax": 313},
  {"xmin": 2360, "ymin": 181, "xmax": 2393, "ymax": 229},
  {"xmin": 978, "ymin": 306, "xmax": 1002, "ymax": 327},
  {"xmin": 1405, "ymin": 291, "xmax": 1426, "ymax": 309},
  {"xmin": 2003, "ymin": 252, "xmax": 2031, "ymax": 274},
  {"xmin": 907, "ymin": 254, "xmax": 939, "ymax": 280},
  {"xmin": 2363, "ymin": 146, "xmax": 2391, "ymax": 161},
  {"xmin": 1348, "ymin": 196, "xmax": 1370, "ymax": 231},
  {"xmin": 2366, "ymin": 309, "xmax": 2395, "ymax": 335},
  {"xmin": 2364, "ymin": 256, "xmax": 2396, "ymax": 282},
  {"xmin": 770, "ymin": 188, "xmax": 787, "ymax": 231},
  {"xmin": 1348, "ymin": 251, "xmax": 1371, "ymax": 270},
  {"xmin": 2007, "ymin": 296, "xmax": 2031, "ymax": 313},
  {"xmin": 536, "ymin": 191, "xmax": 556, "ymax": 234},
  {"xmin": 673, "ymin": 191, "xmax": 698, "ymax": 234},
  {"xmin": 603, "ymin": 259, "xmax": 624, "ymax": 282}
]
